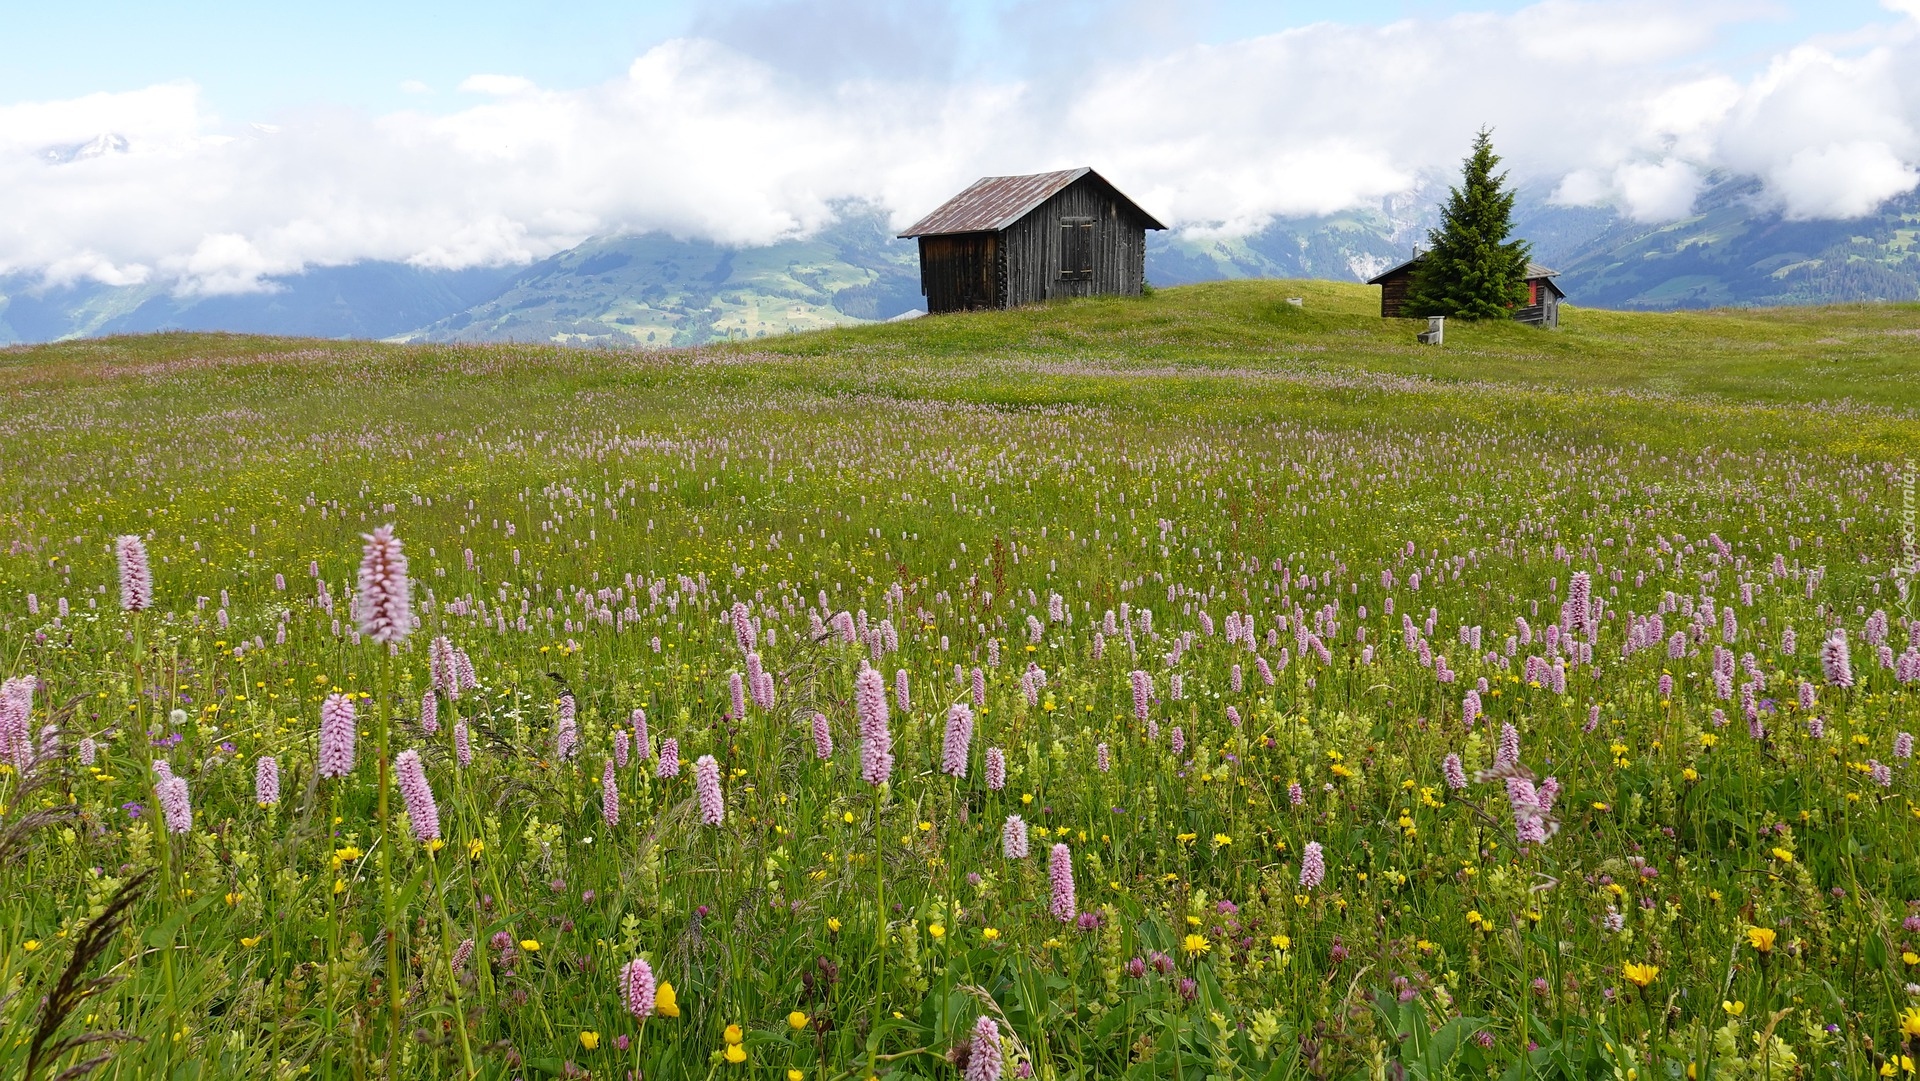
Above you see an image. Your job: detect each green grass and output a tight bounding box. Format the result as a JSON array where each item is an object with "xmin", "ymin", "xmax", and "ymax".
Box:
[{"xmin": 1, "ymin": 280, "xmax": 1919, "ymax": 1080}]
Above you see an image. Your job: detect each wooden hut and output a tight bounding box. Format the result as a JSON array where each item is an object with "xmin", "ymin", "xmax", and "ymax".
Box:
[
  {"xmin": 899, "ymin": 168, "xmax": 1166, "ymax": 314},
  {"xmin": 1366, "ymin": 255, "xmax": 1565, "ymax": 328}
]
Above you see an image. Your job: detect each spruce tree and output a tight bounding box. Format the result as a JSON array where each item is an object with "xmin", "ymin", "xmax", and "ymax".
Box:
[{"xmin": 1404, "ymin": 128, "xmax": 1531, "ymax": 320}]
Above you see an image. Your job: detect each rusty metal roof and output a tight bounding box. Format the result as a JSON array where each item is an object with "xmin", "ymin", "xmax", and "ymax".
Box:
[
  {"xmin": 898, "ymin": 167, "xmax": 1167, "ymax": 237},
  {"xmin": 1366, "ymin": 254, "xmax": 1560, "ymax": 285}
]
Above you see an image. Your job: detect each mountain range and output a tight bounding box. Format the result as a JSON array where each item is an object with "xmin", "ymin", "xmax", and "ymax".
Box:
[{"xmin": 2, "ymin": 176, "xmax": 1915, "ymax": 348}]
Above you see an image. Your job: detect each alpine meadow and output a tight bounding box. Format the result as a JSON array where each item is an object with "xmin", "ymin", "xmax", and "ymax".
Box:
[{"xmin": 8, "ymin": 279, "xmax": 1920, "ymax": 1081}]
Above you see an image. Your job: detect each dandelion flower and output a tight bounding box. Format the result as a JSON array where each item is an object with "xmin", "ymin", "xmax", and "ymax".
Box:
[{"xmin": 1747, "ymin": 926, "xmax": 1776, "ymax": 953}]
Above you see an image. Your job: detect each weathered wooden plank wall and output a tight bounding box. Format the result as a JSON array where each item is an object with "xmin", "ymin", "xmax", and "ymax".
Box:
[
  {"xmin": 999, "ymin": 176, "xmax": 1147, "ymax": 307},
  {"xmin": 918, "ymin": 233, "xmax": 1001, "ymax": 314},
  {"xmin": 1377, "ymin": 270, "xmax": 1413, "ymax": 318}
]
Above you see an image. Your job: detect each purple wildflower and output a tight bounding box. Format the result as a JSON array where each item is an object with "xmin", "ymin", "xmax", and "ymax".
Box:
[
  {"xmin": 1048, "ymin": 843, "xmax": 1076, "ymax": 923},
  {"xmin": 1002, "ymin": 815, "xmax": 1028, "ymax": 859},
  {"xmin": 1299, "ymin": 841, "xmax": 1325, "ymax": 890},
  {"xmin": 658, "ymin": 738, "xmax": 680, "ymax": 777},
  {"xmin": 1495, "ymin": 722, "xmax": 1520, "ymax": 770},
  {"xmin": 621, "ymin": 958, "xmax": 656, "ymax": 1018},
  {"xmin": 1442, "ymin": 753, "xmax": 1467, "ymax": 790},
  {"xmin": 158, "ymin": 774, "xmax": 192, "ymax": 835},
  {"xmin": 856, "ymin": 664, "xmax": 893, "ymax": 786},
  {"xmin": 1824, "ymin": 629, "xmax": 1854, "ymax": 688},
  {"xmin": 353, "ymin": 525, "xmax": 413, "ymax": 644},
  {"xmin": 420, "ymin": 688, "xmax": 438, "ymax": 735},
  {"xmin": 965, "ymin": 1015, "xmax": 1003, "ymax": 1081},
  {"xmin": 116, "ymin": 535, "xmax": 152, "ymax": 612},
  {"xmin": 942, "ymin": 703, "xmax": 973, "ymax": 778},
  {"xmin": 318, "ymin": 693, "xmax": 357, "ymax": 778},
  {"xmin": 812, "ymin": 711, "xmax": 833, "ymax": 759},
  {"xmin": 694, "ymin": 754, "xmax": 724, "ymax": 825},
  {"xmin": 602, "ymin": 759, "xmax": 620, "ymax": 826},
  {"xmin": 986, "ymin": 747, "xmax": 1006, "ymax": 790},
  {"xmin": 394, "ymin": 749, "xmax": 440, "ymax": 842},
  {"xmin": 255, "ymin": 755, "xmax": 280, "ymax": 806},
  {"xmin": 454, "ymin": 720, "xmax": 471, "ymax": 767}
]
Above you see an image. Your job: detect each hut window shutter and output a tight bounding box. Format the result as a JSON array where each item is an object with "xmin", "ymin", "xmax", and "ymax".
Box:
[{"xmin": 1060, "ymin": 219, "xmax": 1093, "ymax": 281}]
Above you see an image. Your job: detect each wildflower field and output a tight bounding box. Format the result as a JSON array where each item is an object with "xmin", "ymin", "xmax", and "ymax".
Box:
[{"xmin": 5, "ymin": 280, "xmax": 1920, "ymax": 1080}]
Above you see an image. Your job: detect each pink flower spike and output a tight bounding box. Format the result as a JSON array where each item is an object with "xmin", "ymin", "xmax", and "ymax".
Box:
[{"xmin": 353, "ymin": 525, "xmax": 413, "ymax": 645}]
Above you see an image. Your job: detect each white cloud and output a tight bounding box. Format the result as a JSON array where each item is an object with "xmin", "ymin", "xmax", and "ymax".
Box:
[
  {"xmin": 1, "ymin": 2, "xmax": 1918, "ymax": 293},
  {"xmin": 1768, "ymin": 141, "xmax": 1919, "ymax": 218}
]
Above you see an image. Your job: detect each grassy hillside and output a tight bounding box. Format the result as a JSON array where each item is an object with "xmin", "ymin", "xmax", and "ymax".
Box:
[{"xmin": 2, "ymin": 280, "xmax": 1919, "ymax": 1080}]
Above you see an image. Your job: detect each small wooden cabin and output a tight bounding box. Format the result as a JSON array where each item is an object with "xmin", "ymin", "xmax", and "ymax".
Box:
[
  {"xmin": 899, "ymin": 168, "xmax": 1166, "ymax": 314},
  {"xmin": 1366, "ymin": 255, "xmax": 1565, "ymax": 328}
]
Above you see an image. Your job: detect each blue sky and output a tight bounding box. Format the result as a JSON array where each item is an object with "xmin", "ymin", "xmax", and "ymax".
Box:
[
  {"xmin": 2, "ymin": 0, "xmax": 1916, "ymax": 291},
  {"xmin": 0, "ymin": 0, "xmax": 1899, "ymax": 116}
]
